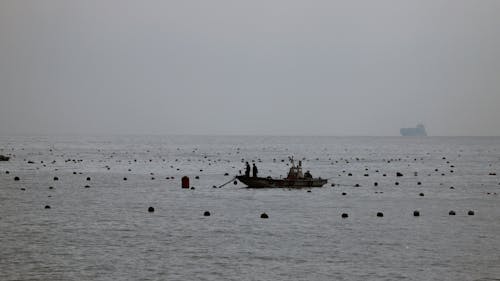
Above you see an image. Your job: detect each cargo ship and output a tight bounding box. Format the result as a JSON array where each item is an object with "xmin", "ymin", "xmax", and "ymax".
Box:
[{"xmin": 400, "ymin": 124, "xmax": 427, "ymax": 136}]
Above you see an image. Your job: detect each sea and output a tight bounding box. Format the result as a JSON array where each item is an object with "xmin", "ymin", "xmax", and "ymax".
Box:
[{"xmin": 1, "ymin": 135, "xmax": 499, "ymax": 281}]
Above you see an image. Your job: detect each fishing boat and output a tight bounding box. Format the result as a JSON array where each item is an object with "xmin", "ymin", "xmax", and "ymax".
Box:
[{"xmin": 236, "ymin": 157, "xmax": 327, "ymax": 188}]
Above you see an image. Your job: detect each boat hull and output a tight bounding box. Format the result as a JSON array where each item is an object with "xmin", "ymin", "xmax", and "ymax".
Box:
[{"xmin": 236, "ymin": 176, "xmax": 327, "ymax": 188}]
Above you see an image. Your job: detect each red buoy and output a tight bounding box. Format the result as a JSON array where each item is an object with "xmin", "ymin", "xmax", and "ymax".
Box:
[{"xmin": 181, "ymin": 176, "xmax": 190, "ymax": 189}]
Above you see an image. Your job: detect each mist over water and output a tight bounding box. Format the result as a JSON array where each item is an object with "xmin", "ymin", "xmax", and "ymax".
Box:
[
  {"xmin": 1, "ymin": 1, "xmax": 500, "ymax": 136},
  {"xmin": 1, "ymin": 135, "xmax": 499, "ymax": 280}
]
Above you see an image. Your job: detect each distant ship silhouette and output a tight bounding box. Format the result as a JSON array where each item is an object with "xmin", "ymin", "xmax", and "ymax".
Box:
[{"xmin": 400, "ymin": 124, "xmax": 427, "ymax": 136}]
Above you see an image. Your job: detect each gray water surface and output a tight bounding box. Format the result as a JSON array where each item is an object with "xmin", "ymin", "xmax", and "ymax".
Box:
[{"xmin": 1, "ymin": 136, "xmax": 499, "ymax": 280}]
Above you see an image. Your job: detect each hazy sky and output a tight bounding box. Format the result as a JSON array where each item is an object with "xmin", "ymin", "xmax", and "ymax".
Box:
[{"xmin": 1, "ymin": 1, "xmax": 499, "ymax": 136}]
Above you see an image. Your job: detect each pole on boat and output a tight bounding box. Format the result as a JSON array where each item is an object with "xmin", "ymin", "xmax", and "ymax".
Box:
[{"xmin": 217, "ymin": 176, "xmax": 237, "ymax": 188}]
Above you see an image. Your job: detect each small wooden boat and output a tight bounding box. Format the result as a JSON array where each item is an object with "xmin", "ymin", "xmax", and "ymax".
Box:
[{"xmin": 236, "ymin": 158, "xmax": 327, "ymax": 188}]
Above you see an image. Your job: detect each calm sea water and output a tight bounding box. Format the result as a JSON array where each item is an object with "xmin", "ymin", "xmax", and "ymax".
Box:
[{"xmin": 1, "ymin": 136, "xmax": 499, "ymax": 281}]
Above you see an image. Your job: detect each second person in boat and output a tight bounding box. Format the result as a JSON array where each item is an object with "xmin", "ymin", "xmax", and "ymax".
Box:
[{"xmin": 252, "ymin": 163, "xmax": 258, "ymax": 177}]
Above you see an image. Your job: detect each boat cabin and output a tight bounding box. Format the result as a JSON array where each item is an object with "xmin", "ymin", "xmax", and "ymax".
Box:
[{"xmin": 287, "ymin": 159, "xmax": 304, "ymax": 179}]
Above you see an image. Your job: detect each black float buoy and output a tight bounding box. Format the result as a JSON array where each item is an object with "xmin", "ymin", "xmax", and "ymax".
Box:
[
  {"xmin": 449, "ymin": 210, "xmax": 456, "ymax": 216},
  {"xmin": 342, "ymin": 192, "xmax": 346, "ymax": 196},
  {"xmin": 148, "ymin": 206, "xmax": 154, "ymax": 213},
  {"xmin": 307, "ymin": 190, "xmax": 311, "ymax": 193},
  {"xmin": 417, "ymin": 182, "xmax": 422, "ymax": 185},
  {"xmin": 224, "ymin": 173, "xmax": 229, "ymax": 176},
  {"xmin": 419, "ymin": 193, "xmax": 424, "ymax": 197},
  {"xmin": 467, "ymin": 210, "xmax": 475, "ymax": 216},
  {"xmin": 331, "ymin": 183, "xmax": 336, "ymax": 187},
  {"xmin": 260, "ymin": 213, "xmax": 269, "ymax": 219},
  {"xmin": 123, "ymin": 177, "xmax": 127, "ymax": 181},
  {"xmin": 86, "ymin": 177, "xmax": 91, "ymax": 181},
  {"xmin": 374, "ymin": 182, "xmax": 378, "ymax": 186},
  {"xmin": 45, "ymin": 205, "xmax": 51, "ymax": 209},
  {"xmin": 53, "ymin": 176, "xmax": 59, "ymax": 181},
  {"xmin": 204, "ymin": 211, "xmax": 211, "ymax": 216},
  {"xmin": 190, "ymin": 187, "xmax": 195, "ymax": 190},
  {"xmin": 395, "ymin": 182, "xmax": 399, "ymax": 186},
  {"xmin": 14, "ymin": 176, "xmax": 20, "ymax": 181},
  {"xmin": 195, "ymin": 176, "xmax": 199, "ymax": 179},
  {"xmin": 396, "ymin": 172, "xmax": 403, "ymax": 177},
  {"xmin": 341, "ymin": 213, "xmax": 349, "ymax": 218},
  {"xmin": 6, "ymin": 170, "xmax": 10, "ymax": 174},
  {"xmin": 376, "ymin": 212, "xmax": 384, "ymax": 217},
  {"xmin": 413, "ymin": 210, "xmax": 420, "ymax": 217},
  {"xmin": 49, "ymin": 186, "xmax": 53, "ymax": 189},
  {"xmin": 84, "ymin": 185, "xmax": 90, "ymax": 188},
  {"xmin": 233, "ymin": 180, "xmax": 237, "ymax": 185}
]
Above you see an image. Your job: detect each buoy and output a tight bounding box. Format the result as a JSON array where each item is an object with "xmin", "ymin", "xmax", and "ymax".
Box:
[
  {"xmin": 419, "ymin": 193, "xmax": 424, "ymax": 197},
  {"xmin": 449, "ymin": 210, "xmax": 456, "ymax": 216},
  {"xmin": 195, "ymin": 176, "xmax": 199, "ymax": 179},
  {"xmin": 190, "ymin": 187, "xmax": 195, "ymax": 190},
  {"xmin": 376, "ymin": 212, "xmax": 384, "ymax": 217},
  {"xmin": 84, "ymin": 185, "xmax": 90, "ymax": 188},
  {"xmin": 417, "ymin": 182, "xmax": 422, "ymax": 185},
  {"xmin": 260, "ymin": 213, "xmax": 269, "ymax": 219},
  {"xmin": 396, "ymin": 172, "xmax": 403, "ymax": 177},
  {"xmin": 148, "ymin": 206, "xmax": 155, "ymax": 213},
  {"xmin": 49, "ymin": 186, "xmax": 53, "ymax": 189},
  {"xmin": 53, "ymin": 176, "xmax": 59, "ymax": 181},
  {"xmin": 181, "ymin": 176, "xmax": 189, "ymax": 189},
  {"xmin": 467, "ymin": 210, "xmax": 475, "ymax": 216},
  {"xmin": 213, "ymin": 185, "xmax": 217, "ymax": 188},
  {"xmin": 342, "ymin": 192, "xmax": 346, "ymax": 196},
  {"xmin": 20, "ymin": 188, "xmax": 26, "ymax": 191},
  {"xmin": 450, "ymin": 186, "xmax": 455, "ymax": 189},
  {"xmin": 413, "ymin": 210, "xmax": 420, "ymax": 217},
  {"xmin": 86, "ymin": 177, "xmax": 91, "ymax": 181},
  {"xmin": 374, "ymin": 182, "xmax": 378, "ymax": 186},
  {"xmin": 354, "ymin": 184, "xmax": 360, "ymax": 187},
  {"xmin": 14, "ymin": 176, "xmax": 19, "ymax": 181},
  {"xmin": 395, "ymin": 182, "xmax": 399, "ymax": 186},
  {"xmin": 224, "ymin": 173, "xmax": 229, "ymax": 176},
  {"xmin": 341, "ymin": 213, "xmax": 348, "ymax": 218},
  {"xmin": 45, "ymin": 205, "xmax": 51, "ymax": 209},
  {"xmin": 123, "ymin": 177, "xmax": 127, "ymax": 181},
  {"xmin": 204, "ymin": 211, "xmax": 210, "ymax": 216},
  {"xmin": 5, "ymin": 171, "xmax": 10, "ymax": 174},
  {"xmin": 307, "ymin": 190, "xmax": 311, "ymax": 193},
  {"xmin": 233, "ymin": 180, "xmax": 237, "ymax": 185}
]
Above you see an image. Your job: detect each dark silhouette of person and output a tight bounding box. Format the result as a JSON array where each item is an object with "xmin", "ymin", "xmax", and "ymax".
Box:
[
  {"xmin": 304, "ymin": 170, "xmax": 312, "ymax": 178},
  {"xmin": 245, "ymin": 162, "xmax": 251, "ymax": 177},
  {"xmin": 252, "ymin": 163, "xmax": 258, "ymax": 177}
]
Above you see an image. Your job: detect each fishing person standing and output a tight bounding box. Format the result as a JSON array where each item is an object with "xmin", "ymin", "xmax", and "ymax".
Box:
[
  {"xmin": 245, "ymin": 162, "xmax": 251, "ymax": 177},
  {"xmin": 252, "ymin": 163, "xmax": 258, "ymax": 177}
]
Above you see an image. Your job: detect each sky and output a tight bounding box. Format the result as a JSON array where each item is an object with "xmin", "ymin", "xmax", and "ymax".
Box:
[{"xmin": 1, "ymin": 1, "xmax": 499, "ymax": 136}]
